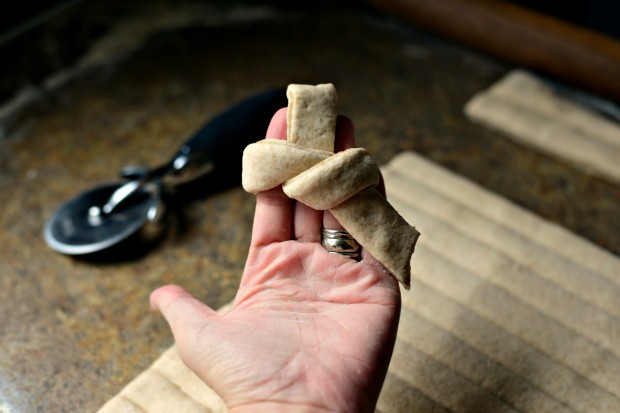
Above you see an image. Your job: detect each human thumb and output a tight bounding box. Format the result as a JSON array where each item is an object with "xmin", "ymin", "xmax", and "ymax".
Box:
[{"xmin": 150, "ymin": 284, "xmax": 218, "ymax": 350}]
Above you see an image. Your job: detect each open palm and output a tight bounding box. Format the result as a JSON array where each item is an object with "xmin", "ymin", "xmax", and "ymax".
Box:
[{"xmin": 150, "ymin": 110, "xmax": 401, "ymax": 413}]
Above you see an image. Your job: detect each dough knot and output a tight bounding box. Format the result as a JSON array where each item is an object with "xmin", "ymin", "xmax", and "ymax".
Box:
[{"xmin": 241, "ymin": 84, "xmax": 419, "ymax": 288}]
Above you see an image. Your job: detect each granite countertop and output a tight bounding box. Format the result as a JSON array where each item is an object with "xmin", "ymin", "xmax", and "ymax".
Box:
[{"xmin": 1, "ymin": 1, "xmax": 619, "ymax": 412}]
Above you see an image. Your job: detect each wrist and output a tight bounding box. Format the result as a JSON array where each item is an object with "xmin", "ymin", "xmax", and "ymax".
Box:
[{"xmin": 229, "ymin": 402, "xmax": 340, "ymax": 413}]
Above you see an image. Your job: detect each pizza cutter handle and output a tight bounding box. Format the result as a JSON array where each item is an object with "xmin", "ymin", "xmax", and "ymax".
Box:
[{"xmin": 165, "ymin": 87, "xmax": 288, "ymax": 189}]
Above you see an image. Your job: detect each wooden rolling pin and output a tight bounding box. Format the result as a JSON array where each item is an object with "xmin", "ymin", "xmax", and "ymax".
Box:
[{"xmin": 367, "ymin": 0, "xmax": 620, "ymax": 103}]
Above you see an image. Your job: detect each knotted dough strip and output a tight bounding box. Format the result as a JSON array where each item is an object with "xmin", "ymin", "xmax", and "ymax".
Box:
[
  {"xmin": 283, "ymin": 148, "xmax": 381, "ymax": 210},
  {"xmin": 242, "ymin": 140, "xmax": 331, "ymax": 194},
  {"xmin": 331, "ymin": 187, "xmax": 419, "ymax": 288},
  {"xmin": 242, "ymin": 83, "xmax": 419, "ymax": 288},
  {"xmin": 287, "ymin": 84, "xmax": 338, "ymax": 152}
]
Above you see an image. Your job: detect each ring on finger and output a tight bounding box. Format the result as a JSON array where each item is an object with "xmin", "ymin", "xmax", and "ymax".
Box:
[{"xmin": 321, "ymin": 227, "xmax": 361, "ymax": 260}]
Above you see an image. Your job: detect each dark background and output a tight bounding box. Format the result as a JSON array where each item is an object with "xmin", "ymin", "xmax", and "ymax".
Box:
[{"xmin": 1, "ymin": 0, "xmax": 620, "ymax": 105}]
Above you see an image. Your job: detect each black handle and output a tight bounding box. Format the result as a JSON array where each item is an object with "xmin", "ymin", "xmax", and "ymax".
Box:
[{"xmin": 166, "ymin": 87, "xmax": 287, "ymax": 194}]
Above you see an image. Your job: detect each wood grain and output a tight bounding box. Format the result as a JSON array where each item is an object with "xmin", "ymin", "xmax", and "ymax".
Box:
[{"xmin": 367, "ymin": 0, "xmax": 620, "ymax": 103}]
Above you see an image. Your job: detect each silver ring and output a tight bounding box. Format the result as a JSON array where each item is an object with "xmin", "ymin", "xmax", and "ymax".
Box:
[{"xmin": 321, "ymin": 227, "xmax": 360, "ymax": 260}]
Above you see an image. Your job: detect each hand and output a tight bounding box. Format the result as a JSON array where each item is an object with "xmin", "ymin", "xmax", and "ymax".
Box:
[{"xmin": 150, "ymin": 109, "xmax": 401, "ymax": 413}]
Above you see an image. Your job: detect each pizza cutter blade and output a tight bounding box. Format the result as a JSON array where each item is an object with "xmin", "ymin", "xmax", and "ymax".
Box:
[
  {"xmin": 44, "ymin": 87, "xmax": 287, "ymax": 256},
  {"xmin": 44, "ymin": 181, "xmax": 163, "ymax": 255}
]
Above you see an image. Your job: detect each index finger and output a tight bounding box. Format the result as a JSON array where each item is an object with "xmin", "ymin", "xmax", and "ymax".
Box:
[{"xmin": 249, "ymin": 108, "xmax": 293, "ymax": 247}]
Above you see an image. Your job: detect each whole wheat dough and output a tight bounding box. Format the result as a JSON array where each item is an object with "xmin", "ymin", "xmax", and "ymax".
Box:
[
  {"xmin": 282, "ymin": 148, "xmax": 381, "ymax": 210},
  {"xmin": 242, "ymin": 140, "xmax": 332, "ymax": 193},
  {"xmin": 286, "ymin": 83, "xmax": 338, "ymax": 152},
  {"xmin": 242, "ymin": 83, "xmax": 419, "ymax": 288}
]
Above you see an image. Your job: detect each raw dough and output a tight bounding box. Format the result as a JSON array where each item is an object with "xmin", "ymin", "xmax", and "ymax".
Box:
[
  {"xmin": 286, "ymin": 84, "xmax": 338, "ymax": 152},
  {"xmin": 242, "ymin": 83, "xmax": 419, "ymax": 288},
  {"xmin": 282, "ymin": 148, "xmax": 381, "ymax": 210}
]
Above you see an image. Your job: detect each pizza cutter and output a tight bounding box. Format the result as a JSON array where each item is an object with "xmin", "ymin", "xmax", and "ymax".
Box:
[{"xmin": 44, "ymin": 88, "xmax": 287, "ymax": 256}]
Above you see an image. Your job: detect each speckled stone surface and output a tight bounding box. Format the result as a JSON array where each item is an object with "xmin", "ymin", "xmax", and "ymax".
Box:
[{"xmin": 1, "ymin": 1, "xmax": 619, "ymax": 412}]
